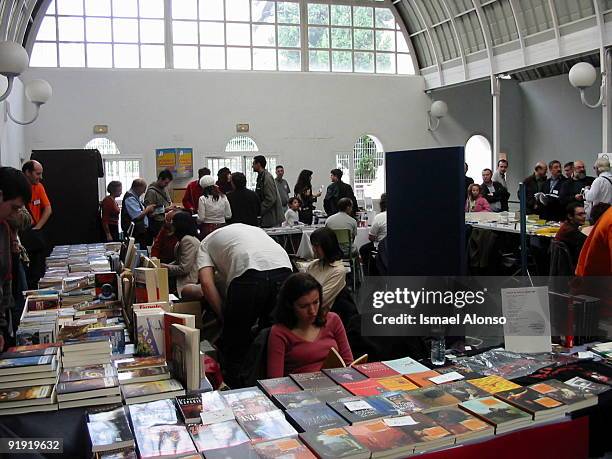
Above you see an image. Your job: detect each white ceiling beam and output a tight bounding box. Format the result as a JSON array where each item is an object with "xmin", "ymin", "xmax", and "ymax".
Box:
[{"xmin": 439, "ymin": 0, "xmax": 468, "ymax": 80}]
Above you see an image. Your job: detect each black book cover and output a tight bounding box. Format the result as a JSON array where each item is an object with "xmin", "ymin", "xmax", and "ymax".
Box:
[{"xmin": 285, "ymin": 403, "xmax": 348, "ymax": 432}]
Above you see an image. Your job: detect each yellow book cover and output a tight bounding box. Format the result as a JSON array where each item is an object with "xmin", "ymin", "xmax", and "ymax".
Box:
[
  {"xmin": 467, "ymin": 375, "xmax": 521, "ymax": 394},
  {"xmin": 376, "ymin": 375, "xmax": 419, "ymax": 392}
]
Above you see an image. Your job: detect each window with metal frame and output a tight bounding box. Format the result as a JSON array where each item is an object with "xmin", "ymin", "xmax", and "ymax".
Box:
[{"xmin": 335, "ymin": 134, "xmax": 384, "ymax": 199}]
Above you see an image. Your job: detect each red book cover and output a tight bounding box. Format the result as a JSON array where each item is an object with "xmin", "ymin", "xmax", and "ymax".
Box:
[
  {"xmin": 353, "ymin": 362, "xmax": 399, "ymax": 379},
  {"xmin": 163, "ymin": 314, "xmax": 188, "ymax": 358},
  {"xmin": 341, "ymin": 379, "xmax": 386, "ymax": 396},
  {"xmin": 405, "ymin": 370, "xmax": 441, "ymax": 388}
]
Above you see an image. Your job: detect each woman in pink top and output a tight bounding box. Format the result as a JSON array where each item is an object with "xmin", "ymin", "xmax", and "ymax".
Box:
[
  {"xmin": 465, "ymin": 183, "xmax": 491, "ymax": 212},
  {"xmin": 267, "ymin": 273, "xmax": 353, "ymax": 378}
]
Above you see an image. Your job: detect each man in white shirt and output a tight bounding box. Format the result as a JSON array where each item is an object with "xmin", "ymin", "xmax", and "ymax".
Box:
[
  {"xmin": 194, "ymin": 224, "xmax": 292, "ymax": 384},
  {"xmin": 492, "ymin": 158, "xmax": 508, "ymax": 190},
  {"xmin": 324, "ymin": 198, "xmax": 357, "ymax": 257},
  {"xmin": 359, "ymin": 193, "xmax": 387, "ymax": 275},
  {"xmin": 585, "ymin": 157, "xmax": 612, "ymax": 220}
]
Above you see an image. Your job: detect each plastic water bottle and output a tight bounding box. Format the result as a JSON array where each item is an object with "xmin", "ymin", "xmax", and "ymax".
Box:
[{"xmin": 430, "ymin": 337, "xmax": 446, "ymax": 366}]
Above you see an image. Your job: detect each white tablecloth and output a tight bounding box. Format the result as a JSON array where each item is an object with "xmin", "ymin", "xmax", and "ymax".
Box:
[{"xmin": 297, "ymin": 226, "xmax": 370, "ymax": 259}]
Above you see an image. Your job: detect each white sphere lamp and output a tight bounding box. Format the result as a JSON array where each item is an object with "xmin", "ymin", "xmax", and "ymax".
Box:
[
  {"xmin": 0, "ymin": 41, "xmax": 29, "ymax": 102},
  {"xmin": 25, "ymin": 79, "xmax": 52, "ymax": 105},
  {"xmin": 568, "ymin": 62, "xmax": 597, "ymax": 89},
  {"xmin": 430, "ymin": 100, "xmax": 448, "ymax": 119}
]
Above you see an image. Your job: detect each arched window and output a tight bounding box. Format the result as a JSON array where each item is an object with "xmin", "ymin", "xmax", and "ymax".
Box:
[
  {"xmin": 86, "ymin": 137, "xmax": 140, "ymax": 198},
  {"xmin": 465, "ymin": 134, "xmax": 492, "ymax": 184},
  {"xmin": 85, "ymin": 137, "xmax": 120, "ymax": 155},
  {"xmin": 336, "ymin": 134, "xmax": 385, "ymax": 199},
  {"xmin": 225, "ymin": 135, "xmax": 259, "ymax": 153}
]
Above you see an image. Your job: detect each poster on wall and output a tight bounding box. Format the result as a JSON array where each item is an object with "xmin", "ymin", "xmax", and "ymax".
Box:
[
  {"xmin": 156, "ymin": 148, "xmax": 177, "ymax": 176},
  {"xmin": 175, "ymin": 148, "xmax": 193, "ymax": 179}
]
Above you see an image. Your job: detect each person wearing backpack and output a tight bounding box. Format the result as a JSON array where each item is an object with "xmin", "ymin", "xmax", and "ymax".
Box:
[{"xmin": 584, "ymin": 157, "xmax": 612, "ymax": 220}]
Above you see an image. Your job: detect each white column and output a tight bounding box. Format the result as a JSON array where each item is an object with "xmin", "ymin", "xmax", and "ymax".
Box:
[
  {"xmin": 491, "ymin": 75, "xmax": 501, "ymax": 167},
  {"xmin": 603, "ymin": 48, "xmax": 611, "ymax": 153}
]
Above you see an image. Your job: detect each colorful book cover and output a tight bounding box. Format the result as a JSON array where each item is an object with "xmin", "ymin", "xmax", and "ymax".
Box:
[
  {"xmin": 306, "ymin": 387, "xmax": 352, "ymax": 405},
  {"xmin": 345, "ymin": 420, "xmax": 414, "ymax": 455},
  {"xmin": 299, "ymin": 427, "xmax": 370, "ymax": 459},
  {"xmin": 0, "ymin": 347, "xmax": 57, "ymax": 359},
  {"xmin": 286, "ymin": 403, "xmax": 348, "ymax": 432},
  {"xmin": 468, "ymin": 375, "xmax": 522, "ymax": 394},
  {"xmin": 0, "ymin": 385, "xmax": 53, "ymax": 403},
  {"xmin": 322, "ymin": 367, "xmax": 368, "ymax": 385},
  {"xmin": 459, "ymin": 396, "xmax": 533, "ymax": 427},
  {"xmin": 87, "ymin": 407, "xmax": 133, "ymax": 451},
  {"xmin": 405, "ymin": 370, "xmax": 442, "ymax": 388},
  {"xmin": 6, "ymin": 343, "xmax": 60, "ymax": 353},
  {"xmin": 134, "ymin": 424, "xmax": 196, "ymax": 458},
  {"xmin": 379, "ymin": 390, "xmax": 430, "ymax": 413},
  {"xmin": 341, "ymin": 379, "xmax": 386, "ymax": 396},
  {"xmin": 135, "ymin": 310, "xmax": 164, "ymax": 357},
  {"xmin": 0, "ymin": 355, "xmax": 54, "ymax": 370},
  {"xmin": 290, "ymin": 372, "xmax": 337, "ymax": 390},
  {"xmin": 57, "ymin": 377, "xmax": 118, "ymax": 395},
  {"xmin": 177, "ymin": 391, "xmax": 233, "ymax": 424},
  {"xmin": 94, "ymin": 272, "xmax": 120, "ymax": 301},
  {"xmin": 425, "ymin": 406, "xmax": 493, "ymax": 438},
  {"xmin": 59, "ymin": 364, "xmax": 116, "ymax": 383},
  {"xmin": 237, "ymin": 409, "xmax": 298, "ymax": 443},
  {"xmin": 495, "ymin": 386, "xmax": 565, "ymax": 418},
  {"xmin": 353, "ymin": 362, "xmax": 399, "ymax": 379},
  {"xmin": 117, "ymin": 366, "xmax": 169, "ymax": 383},
  {"xmin": 274, "ymin": 391, "xmax": 321, "ymax": 410},
  {"xmin": 398, "ymin": 386, "xmax": 461, "ymax": 410},
  {"xmin": 564, "ymin": 376, "xmax": 610, "ymax": 395},
  {"xmin": 127, "ymin": 399, "xmax": 178, "ymax": 429},
  {"xmin": 258, "ymin": 377, "xmax": 302, "ymax": 396},
  {"xmin": 382, "ymin": 357, "xmax": 430, "ymax": 375},
  {"xmin": 188, "ymin": 420, "xmax": 249, "ymax": 452},
  {"xmin": 86, "ymin": 328, "xmax": 126, "ymax": 354},
  {"xmin": 328, "ymin": 396, "xmax": 399, "ymax": 425},
  {"xmin": 529, "ymin": 380, "xmax": 596, "ymax": 408},
  {"xmin": 222, "ymin": 387, "xmax": 279, "ymax": 418},
  {"xmin": 115, "ymin": 356, "xmax": 166, "ymax": 371},
  {"xmin": 254, "ymin": 437, "xmax": 317, "ymax": 459},
  {"xmin": 441, "ymin": 380, "xmax": 489, "ymax": 402},
  {"xmin": 121, "ymin": 379, "xmax": 183, "ymax": 399},
  {"xmin": 376, "ymin": 375, "xmax": 420, "ymax": 392}
]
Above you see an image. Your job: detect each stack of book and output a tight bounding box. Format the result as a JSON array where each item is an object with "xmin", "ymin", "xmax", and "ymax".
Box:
[
  {"xmin": 16, "ymin": 295, "xmax": 60, "ymax": 346},
  {"xmin": 61, "ymin": 336, "xmax": 113, "ymax": 368},
  {"xmin": 56, "ymin": 363, "xmax": 121, "ymax": 409},
  {"xmin": 115, "ymin": 357, "xmax": 184, "ymax": 404}
]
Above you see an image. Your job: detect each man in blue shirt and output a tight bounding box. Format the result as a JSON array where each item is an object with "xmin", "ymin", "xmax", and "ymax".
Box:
[{"xmin": 121, "ymin": 178, "xmax": 155, "ymax": 248}]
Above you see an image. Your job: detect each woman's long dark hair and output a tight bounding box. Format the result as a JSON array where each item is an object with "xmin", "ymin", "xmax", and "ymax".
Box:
[
  {"xmin": 274, "ymin": 273, "xmax": 326, "ymax": 329},
  {"xmin": 172, "ymin": 211, "xmax": 198, "ymax": 240},
  {"xmin": 309, "ymin": 227, "xmax": 343, "ymax": 264},
  {"xmin": 294, "ymin": 169, "xmax": 313, "ymax": 196},
  {"xmin": 203, "ymin": 185, "xmax": 222, "ymax": 201}
]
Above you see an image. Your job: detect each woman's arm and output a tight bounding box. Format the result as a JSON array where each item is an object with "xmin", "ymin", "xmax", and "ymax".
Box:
[
  {"xmin": 267, "ymin": 326, "xmax": 288, "ymax": 378},
  {"xmin": 331, "ymin": 314, "xmax": 353, "ymax": 364},
  {"xmin": 164, "ymin": 238, "xmax": 197, "ymax": 277},
  {"xmin": 224, "ymin": 196, "xmax": 232, "ymax": 220},
  {"xmin": 197, "ymin": 196, "xmax": 206, "ymax": 223}
]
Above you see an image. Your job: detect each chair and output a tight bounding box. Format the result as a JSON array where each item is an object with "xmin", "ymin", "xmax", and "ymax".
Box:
[
  {"xmin": 332, "ymin": 228, "xmax": 361, "ymax": 292},
  {"xmin": 549, "ymin": 240, "xmax": 574, "ymax": 277}
]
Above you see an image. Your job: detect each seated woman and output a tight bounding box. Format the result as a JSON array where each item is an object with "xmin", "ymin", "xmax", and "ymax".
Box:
[
  {"xmin": 306, "ymin": 227, "xmax": 346, "ymax": 312},
  {"xmin": 197, "ymin": 175, "xmax": 232, "ymax": 237},
  {"xmin": 465, "ymin": 184, "xmax": 491, "ymax": 212},
  {"xmin": 161, "ymin": 211, "xmax": 200, "ymax": 297},
  {"xmin": 267, "ymin": 273, "xmax": 353, "ymax": 378},
  {"xmin": 151, "ymin": 209, "xmax": 179, "ymax": 263}
]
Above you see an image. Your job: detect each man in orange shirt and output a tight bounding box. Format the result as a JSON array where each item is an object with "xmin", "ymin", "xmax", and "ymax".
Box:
[
  {"xmin": 21, "ymin": 160, "xmax": 52, "ymax": 288},
  {"xmin": 576, "ymin": 206, "xmax": 612, "ymax": 276}
]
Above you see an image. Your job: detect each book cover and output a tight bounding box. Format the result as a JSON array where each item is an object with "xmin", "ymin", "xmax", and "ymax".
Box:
[
  {"xmin": 529, "ymin": 379, "xmax": 597, "ymax": 410},
  {"xmin": 87, "ymin": 407, "xmax": 134, "ymax": 452},
  {"xmin": 258, "ymin": 377, "xmax": 302, "ymax": 397},
  {"xmin": 0, "ymin": 355, "xmax": 54, "ymax": 371},
  {"xmin": 424, "ymin": 406, "xmax": 494, "ymax": 439},
  {"xmin": 299, "ymin": 427, "xmax": 370, "ymax": 459},
  {"xmin": 117, "ymin": 367, "xmax": 170, "ymax": 384},
  {"xmin": 59, "ymin": 364, "xmax": 116, "ymax": 383},
  {"xmin": 114, "ymin": 356, "xmax": 166, "ymax": 372},
  {"xmin": 0, "ymin": 385, "xmax": 53, "ymax": 404},
  {"xmin": 286, "ymin": 403, "xmax": 348, "ymax": 432},
  {"xmin": 97, "ymin": 447, "xmax": 137, "ymax": 459},
  {"xmin": 188, "ymin": 420, "xmax": 249, "ymax": 452},
  {"xmin": 0, "ymin": 347, "xmax": 57, "ymax": 359},
  {"xmin": 134, "ymin": 424, "xmax": 196, "ymax": 458},
  {"xmin": 495, "ymin": 386, "xmax": 566, "ymax": 419},
  {"xmin": 459, "ymin": 396, "xmax": 533, "ymax": 427},
  {"xmin": 345, "ymin": 420, "xmax": 414, "ymax": 456},
  {"xmin": 341, "ymin": 379, "xmax": 386, "ymax": 397},
  {"xmin": 163, "ymin": 312, "xmax": 195, "ymax": 358},
  {"xmin": 253, "ymin": 437, "xmax": 317, "ymax": 459},
  {"xmin": 135, "ymin": 309, "xmax": 165, "ymax": 357},
  {"xmin": 237, "ymin": 409, "xmax": 298, "ymax": 443},
  {"xmin": 169, "ymin": 324, "xmax": 200, "ymax": 391},
  {"xmin": 177, "ymin": 391, "xmax": 233, "ymax": 424},
  {"xmin": 564, "ymin": 376, "xmax": 610, "ymax": 395},
  {"xmin": 121, "ymin": 379, "xmax": 183, "ymax": 399},
  {"xmin": 328, "ymin": 396, "xmax": 399, "ymax": 425},
  {"xmin": 203, "ymin": 442, "xmax": 259, "ymax": 459},
  {"xmin": 94, "ymin": 272, "xmax": 120, "ymax": 301},
  {"xmin": 440, "ymin": 380, "xmax": 489, "ymax": 402},
  {"xmin": 57, "ymin": 377, "xmax": 118, "ymax": 395},
  {"xmin": 86, "ymin": 328, "xmax": 126, "ymax": 354},
  {"xmin": 322, "ymin": 367, "xmax": 368, "ymax": 385},
  {"xmin": 6, "ymin": 343, "xmax": 60, "ymax": 353},
  {"xmin": 273, "ymin": 391, "xmax": 321, "ymax": 410},
  {"xmin": 127, "ymin": 399, "xmax": 178, "ymax": 429},
  {"xmin": 381, "ymin": 357, "xmax": 430, "ymax": 375},
  {"xmin": 405, "ymin": 370, "xmax": 442, "ymax": 388},
  {"xmin": 467, "ymin": 375, "xmax": 521, "ymax": 394},
  {"xmin": 376, "ymin": 375, "xmax": 419, "ymax": 392},
  {"xmin": 406, "ymin": 386, "xmax": 462, "ymax": 410},
  {"xmin": 222, "ymin": 387, "xmax": 278, "ymax": 418},
  {"xmin": 290, "ymin": 372, "xmax": 336, "ymax": 390},
  {"xmin": 353, "ymin": 362, "xmax": 399, "ymax": 379},
  {"xmin": 306, "ymin": 386, "xmax": 352, "ymax": 404},
  {"xmin": 379, "ymin": 390, "xmax": 430, "ymax": 413}
]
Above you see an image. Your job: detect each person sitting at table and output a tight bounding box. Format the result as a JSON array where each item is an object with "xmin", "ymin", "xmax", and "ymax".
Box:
[
  {"xmin": 555, "ymin": 202, "xmax": 587, "ymax": 268},
  {"xmin": 267, "ymin": 273, "xmax": 353, "ymax": 377},
  {"xmin": 161, "ymin": 211, "xmax": 199, "ymax": 297},
  {"xmin": 465, "ymin": 184, "xmax": 491, "ymax": 212},
  {"xmin": 197, "ymin": 175, "xmax": 232, "ymax": 237},
  {"xmin": 151, "ymin": 209, "xmax": 179, "ymax": 263},
  {"xmin": 359, "ymin": 193, "xmax": 387, "ymax": 276},
  {"xmin": 284, "ymin": 197, "xmax": 303, "ymax": 227},
  {"xmin": 306, "ymin": 227, "xmax": 346, "ymax": 312},
  {"xmin": 325, "ymin": 198, "xmax": 357, "ymax": 256}
]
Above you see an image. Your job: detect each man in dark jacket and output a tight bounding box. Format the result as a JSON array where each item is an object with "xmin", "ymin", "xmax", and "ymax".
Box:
[
  {"xmin": 253, "ymin": 155, "xmax": 283, "ymax": 227},
  {"xmin": 227, "ymin": 172, "xmax": 261, "ymax": 227},
  {"xmin": 559, "ymin": 160, "xmax": 595, "ymax": 209},
  {"xmin": 144, "ymin": 169, "xmax": 174, "ymax": 238},
  {"xmin": 555, "ymin": 202, "xmax": 587, "ymax": 268},
  {"xmin": 480, "ymin": 168, "xmax": 509, "ymax": 212},
  {"xmin": 539, "ymin": 160, "xmax": 566, "ymax": 221},
  {"xmin": 519, "ymin": 161, "xmax": 548, "ymax": 215},
  {"xmin": 324, "ymin": 169, "xmax": 358, "ymax": 217}
]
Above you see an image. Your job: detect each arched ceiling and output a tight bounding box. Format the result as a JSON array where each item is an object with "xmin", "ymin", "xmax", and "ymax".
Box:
[{"xmin": 2, "ymin": 0, "xmax": 611, "ymax": 89}]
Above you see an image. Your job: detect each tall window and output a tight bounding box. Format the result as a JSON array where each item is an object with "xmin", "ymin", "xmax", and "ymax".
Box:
[
  {"xmin": 465, "ymin": 134, "xmax": 492, "ymax": 184},
  {"xmin": 31, "ymin": 0, "xmax": 415, "ymax": 75},
  {"xmin": 86, "ymin": 137, "xmax": 141, "ymax": 198},
  {"xmin": 336, "ymin": 134, "xmax": 384, "ymax": 199}
]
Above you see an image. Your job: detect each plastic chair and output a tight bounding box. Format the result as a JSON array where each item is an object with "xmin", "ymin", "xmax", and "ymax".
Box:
[{"xmin": 332, "ymin": 228, "xmax": 361, "ymax": 291}]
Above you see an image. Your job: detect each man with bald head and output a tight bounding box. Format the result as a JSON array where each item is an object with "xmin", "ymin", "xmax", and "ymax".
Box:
[
  {"xmin": 560, "ymin": 160, "xmax": 595, "ymax": 209},
  {"xmin": 121, "ymin": 178, "xmax": 156, "ymax": 248},
  {"xmin": 520, "ymin": 161, "xmax": 548, "ymax": 215}
]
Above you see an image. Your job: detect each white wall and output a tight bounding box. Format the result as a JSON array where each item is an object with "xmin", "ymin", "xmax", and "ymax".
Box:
[
  {"xmin": 0, "ymin": 77, "xmax": 26, "ymax": 168},
  {"xmin": 23, "ymin": 68, "xmax": 439, "ymax": 193}
]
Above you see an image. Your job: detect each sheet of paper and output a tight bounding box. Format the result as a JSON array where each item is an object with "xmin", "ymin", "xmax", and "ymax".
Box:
[
  {"xmin": 501, "ymin": 286, "xmax": 551, "ymax": 353},
  {"xmin": 429, "ymin": 371, "xmax": 464, "ymax": 385},
  {"xmin": 384, "ymin": 416, "xmax": 419, "ymax": 427},
  {"xmin": 578, "ymin": 351, "xmax": 595, "ymax": 359},
  {"xmin": 344, "ymin": 400, "xmax": 372, "ymax": 412}
]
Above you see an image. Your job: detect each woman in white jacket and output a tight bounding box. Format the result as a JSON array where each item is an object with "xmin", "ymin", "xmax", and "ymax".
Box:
[{"xmin": 197, "ymin": 175, "xmax": 232, "ymax": 237}]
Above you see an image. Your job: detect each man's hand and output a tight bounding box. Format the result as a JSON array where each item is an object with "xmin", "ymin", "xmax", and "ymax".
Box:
[
  {"xmin": 145, "ymin": 204, "xmax": 156, "ymax": 214},
  {"xmin": 575, "ymin": 194, "xmax": 584, "ymax": 201}
]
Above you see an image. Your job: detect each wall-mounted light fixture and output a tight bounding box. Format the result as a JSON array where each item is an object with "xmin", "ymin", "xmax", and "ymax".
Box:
[
  {"xmin": 5, "ymin": 79, "xmax": 52, "ymax": 125},
  {"xmin": 568, "ymin": 61, "xmax": 606, "ymax": 109},
  {"xmin": 427, "ymin": 100, "xmax": 448, "ymax": 131},
  {"xmin": 0, "ymin": 41, "xmax": 30, "ymax": 102}
]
